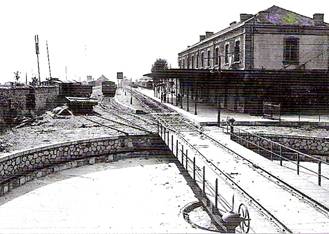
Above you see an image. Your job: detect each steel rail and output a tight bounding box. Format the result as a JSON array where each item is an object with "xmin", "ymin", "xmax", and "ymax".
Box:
[
  {"xmin": 163, "ymin": 124, "xmax": 292, "ymax": 233},
  {"xmin": 93, "ymin": 114, "xmax": 153, "ymax": 135},
  {"xmin": 131, "ymin": 89, "xmax": 329, "ymax": 231},
  {"xmin": 82, "ymin": 116, "xmax": 129, "ymax": 136}
]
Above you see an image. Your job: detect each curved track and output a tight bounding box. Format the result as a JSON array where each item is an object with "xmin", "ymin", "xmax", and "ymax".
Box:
[{"xmin": 128, "ymin": 88, "xmax": 329, "ymax": 233}]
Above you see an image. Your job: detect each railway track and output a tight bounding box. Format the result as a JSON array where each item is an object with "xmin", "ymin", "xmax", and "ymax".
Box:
[
  {"xmin": 81, "ymin": 114, "xmax": 152, "ymax": 136},
  {"xmin": 128, "ymin": 88, "xmax": 329, "ymax": 233},
  {"xmin": 99, "ymin": 97, "xmax": 157, "ymax": 129}
]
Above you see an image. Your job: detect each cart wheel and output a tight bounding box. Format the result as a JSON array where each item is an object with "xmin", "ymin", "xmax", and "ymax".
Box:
[{"xmin": 238, "ymin": 203, "xmax": 250, "ymax": 233}]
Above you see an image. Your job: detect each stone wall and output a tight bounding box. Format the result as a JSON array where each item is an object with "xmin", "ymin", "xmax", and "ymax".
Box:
[
  {"xmin": 0, "ymin": 134, "xmax": 171, "ymax": 196},
  {"xmin": 34, "ymin": 86, "xmax": 59, "ymax": 112},
  {"xmin": 0, "ymin": 86, "xmax": 59, "ymax": 127},
  {"xmin": 233, "ymin": 132, "xmax": 329, "ymax": 160}
]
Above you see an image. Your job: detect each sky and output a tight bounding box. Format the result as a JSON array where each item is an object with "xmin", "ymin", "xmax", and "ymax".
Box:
[{"xmin": 0, "ymin": 0, "xmax": 328, "ymax": 83}]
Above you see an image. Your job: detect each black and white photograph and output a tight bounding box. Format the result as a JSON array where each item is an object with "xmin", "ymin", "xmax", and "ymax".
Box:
[{"xmin": 1, "ymin": 0, "xmax": 329, "ymax": 233}]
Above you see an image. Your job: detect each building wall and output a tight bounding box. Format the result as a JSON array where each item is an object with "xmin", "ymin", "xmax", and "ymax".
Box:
[
  {"xmin": 178, "ymin": 26, "xmax": 246, "ymax": 70},
  {"xmin": 34, "ymin": 86, "xmax": 59, "ymax": 112},
  {"xmin": 253, "ymin": 34, "xmax": 329, "ymax": 70},
  {"xmin": 0, "ymin": 86, "xmax": 59, "ymax": 127}
]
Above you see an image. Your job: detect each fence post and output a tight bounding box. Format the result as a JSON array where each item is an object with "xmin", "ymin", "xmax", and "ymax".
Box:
[
  {"xmin": 215, "ymin": 178, "xmax": 218, "ymax": 210},
  {"xmin": 171, "ymin": 135, "xmax": 173, "ymax": 151},
  {"xmin": 193, "ymin": 157, "xmax": 196, "ymax": 180},
  {"xmin": 186, "ymin": 149, "xmax": 188, "ymax": 170},
  {"xmin": 181, "ymin": 145, "xmax": 184, "ymax": 163},
  {"xmin": 167, "ymin": 130, "xmax": 170, "ymax": 146},
  {"xmin": 160, "ymin": 125, "xmax": 163, "ymax": 138},
  {"xmin": 176, "ymin": 139, "xmax": 178, "ymax": 157},
  {"xmin": 270, "ymin": 141, "xmax": 273, "ymax": 161},
  {"xmin": 203, "ymin": 166, "xmax": 206, "ymax": 195},
  {"xmin": 280, "ymin": 145, "xmax": 283, "ymax": 166},
  {"xmin": 157, "ymin": 121, "xmax": 159, "ymax": 135},
  {"xmin": 318, "ymin": 161, "xmax": 322, "ymax": 186},
  {"xmin": 297, "ymin": 153, "xmax": 300, "ymax": 175}
]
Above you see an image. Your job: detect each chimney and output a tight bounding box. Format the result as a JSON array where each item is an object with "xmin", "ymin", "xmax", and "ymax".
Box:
[
  {"xmin": 200, "ymin": 35, "xmax": 206, "ymax": 41},
  {"xmin": 313, "ymin": 13, "xmax": 324, "ymax": 26},
  {"xmin": 205, "ymin": 31, "xmax": 214, "ymax": 38},
  {"xmin": 240, "ymin": 13, "xmax": 253, "ymax": 22}
]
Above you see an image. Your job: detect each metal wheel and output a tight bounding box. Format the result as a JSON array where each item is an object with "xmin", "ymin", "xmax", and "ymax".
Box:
[{"xmin": 238, "ymin": 203, "xmax": 250, "ymax": 233}]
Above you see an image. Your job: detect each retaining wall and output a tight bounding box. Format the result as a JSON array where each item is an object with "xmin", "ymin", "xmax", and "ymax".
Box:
[
  {"xmin": 233, "ymin": 132, "xmax": 329, "ymax": 160},
  {"xmin": 0, "ymin": 134, "xmax": 171, "ymax": 196}
]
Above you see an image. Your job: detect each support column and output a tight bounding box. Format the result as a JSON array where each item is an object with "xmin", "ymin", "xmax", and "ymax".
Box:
[
  {"xmin": 175, "ymin": 77, "xmax": 178, "ymax": 106},
  {"xmin": 194, "ymin": 90, "xmax": 198, "ymax": 115},
  {"xmin": 187, "ymin": 87, "xmax": 190, "ymax": 112},
  {"xmin": 171, "ymin": 78, "xmax": 174, "ymax": 104},
  {"xmin": 181, "ymin": 82, "xmax": 184, "ymax": 109}
]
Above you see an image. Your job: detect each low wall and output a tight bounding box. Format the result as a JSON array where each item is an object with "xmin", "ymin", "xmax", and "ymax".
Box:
[
  {"xmin": 0, "ymin": 134, "xmax": 171, "ymax": 196},
  {"xmin": 233, "ymin": 132, "xmax": 329, "ymax": 160}
]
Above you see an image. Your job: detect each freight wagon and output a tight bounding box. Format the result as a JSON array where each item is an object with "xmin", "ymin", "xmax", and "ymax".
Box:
[{"xmin": 102, "ymin": 81, "xmax": 117, "ymax": 97}]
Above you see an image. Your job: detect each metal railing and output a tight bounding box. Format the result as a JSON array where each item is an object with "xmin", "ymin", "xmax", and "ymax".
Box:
[
  {"xmin": 158, "ymin": 122, "xmax": 250, "ymax": 233},
  {"xmin": 226, "ymin": 124, "xmax": 329, "ymax": 186}
]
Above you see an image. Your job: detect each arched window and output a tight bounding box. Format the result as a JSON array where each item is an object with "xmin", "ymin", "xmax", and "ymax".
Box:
[
  {"xmin": 207, "ymin": 50, "xmax": 211, "ymax": 66},
  {"xmin": 196, "ymin": 53, "xmax": 199, "ymax": 68},
  {"xmin": 215, "ymin": 47, "xmax": 219, "ymax": 65},
  {"xmin": 225, "ymin": 44, "xmax": 229, "ymax": 64},
  {"xmin": 201, "ymin": 52, "xmax": 204, "ymax": 68},
  {"xmin": 191, "ymin": 55, "xmax": 194, "ymax": 69},
  {"xmin": 234, "ymin": 41, "xmax": 240, "ymax": 62}
]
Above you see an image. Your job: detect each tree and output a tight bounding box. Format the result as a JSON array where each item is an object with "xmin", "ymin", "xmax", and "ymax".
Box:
[
  {"xmin": 151, "ymin": 58, "xmax": 168, "ymax": 72},
  {"xmin": 31, "ymin": 76, "xmax": 38, "ymax": 86},
  {"xmin": 14, "ymin": 71, "xmax": 20, "ymax": 83}
]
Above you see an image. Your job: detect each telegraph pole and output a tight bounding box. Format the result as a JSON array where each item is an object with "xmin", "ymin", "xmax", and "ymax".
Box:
[
  {"xmin": 34, "ymin": 35, "xmax": 41, "ymax": 85},
  {"xmin": 46, "ymin": 40, "xmax": 52, "ymax": 79}
]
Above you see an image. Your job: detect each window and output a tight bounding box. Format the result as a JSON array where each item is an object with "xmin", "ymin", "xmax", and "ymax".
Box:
[
  {"xmin": 187, "ymin": 56, "xmax": 190, "ymax": 68},
  {"xmin": 182, "ymin": 59, "xmax": 185, "ymax": 69},
  {"xmin": 225, "ymin": 44, "xmax": 229, "ymax": 64},
  {"xmin": 283, "ymin": 37, "xmax": 299, "ymax": 64},
  {"xmin": 207, "ymin": 50, "xmax": 211, "ymax": 66},
  {"xmin": 191, "ymin": 55, "xmax": 194, "ymax": 69},
  {"xmin": 215, "ymin": 47, "xmax": 219, "ymax": 65},
  {"xmin": 234, "ymin": 41, "xmax": 240, "ymax": 62},
  {"xmin": 201, "ymin": 52, "xmax": 204, "ymax": 68},
  {"xmin": 196, "ymin": 53, "xmax": 199, "ymax": 68},
  {"xmin": 178, "ymin": 59, "xmax": 181, "ymax": 68}
]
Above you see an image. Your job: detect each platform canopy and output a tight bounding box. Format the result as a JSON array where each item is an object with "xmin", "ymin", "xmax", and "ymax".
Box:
[{"xmin": 144, "ymin": 68, "xmax": 329, "ymax": 83}]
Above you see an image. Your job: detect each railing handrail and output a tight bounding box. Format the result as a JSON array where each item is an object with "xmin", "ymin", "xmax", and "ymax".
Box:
[
  {"xmin": 231, "ymin": 131, "xmax": 329, "ymax": 182},
  {"xmin": 232, "ymin": 124, "xmax": 329, "ymax": 166}
]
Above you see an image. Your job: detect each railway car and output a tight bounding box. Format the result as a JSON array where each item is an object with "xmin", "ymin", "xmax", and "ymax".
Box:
[
  {"xmin": 102, "ymin": 81, "xmax": 117, "ymax": 97},
  {"xmin": 137, "ymin": 77, "xmax": 154, "ymax": 89}
]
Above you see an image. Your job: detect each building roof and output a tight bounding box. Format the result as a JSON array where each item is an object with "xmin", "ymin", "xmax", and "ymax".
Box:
[
  {"xmin": 255, "ymin": 5, "xmax": 328, "ymax": 26},
  {"xmin": 179, "ymin": 5, "xmax": 328, "ymax": 55}
]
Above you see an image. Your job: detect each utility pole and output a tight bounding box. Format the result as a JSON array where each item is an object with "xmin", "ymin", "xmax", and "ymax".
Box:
[
  {"xmin": 46, "ymin": 40, "xmax": 52, "ymax": 79},
  {"xmin": 34, "ymin": 35, "xmax": 41, "ymax": 85}
]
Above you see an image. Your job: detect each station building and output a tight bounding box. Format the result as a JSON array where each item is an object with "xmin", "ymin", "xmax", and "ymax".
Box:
[{"xmin": 147, "ymin": 6, "xmax": 329, "ymax": 115}]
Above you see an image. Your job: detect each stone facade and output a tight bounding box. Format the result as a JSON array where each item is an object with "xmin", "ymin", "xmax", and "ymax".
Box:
[
  {"xmin": 0, "ymin": 134, "xmax": 171, "ymax": 196},
  {"xmin": 172, "ymin": 6, "xmax": 329, "ymax": 115},
  {"xmin": 178, "ymin": 6, "xmax": 329, "ymax": 71}
]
